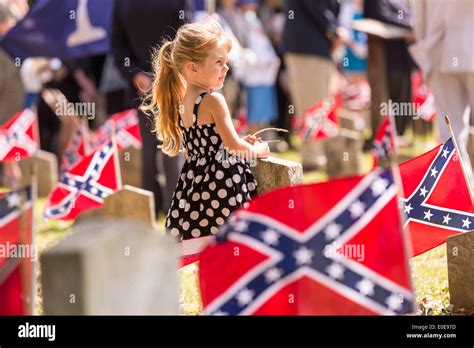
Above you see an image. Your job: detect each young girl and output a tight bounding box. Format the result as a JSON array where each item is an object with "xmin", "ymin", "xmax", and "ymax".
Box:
[{"xmin": 142, "ymin": 20, "xmax": 270, "ymax": 255}]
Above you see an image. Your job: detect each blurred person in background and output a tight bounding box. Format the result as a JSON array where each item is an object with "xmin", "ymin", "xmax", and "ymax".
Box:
[
  {"xmin": 0, "ymin": 0, "xmax": 25, "ymax": 186},
  {"xmin": 281, "ymin": 0, "xmax": 343, "ymax": 169},
  {"xmin": 234, "ymin": 0, "xmax": 280, "ymax": 137},
  {"xmin": 111, "ymin": 0, "xmax": 188, "ymax": 216},
  {"xmin": 216, "ymin": 0, "xmax": 246, "ymax": 120},
  {"xmin": 338, "ymin": 0, "xmax": 370, "ymax": 111},
  {"xmin": 259, "ymin": 0, "xmax": 293, "ymax": 150},
  {"xmin": 410, "ymin": 0, "xmax": 474, "ymax": 180},
  {"xmin": 364, "ymin": 0, "xmax": 416, "ymax": 144}
]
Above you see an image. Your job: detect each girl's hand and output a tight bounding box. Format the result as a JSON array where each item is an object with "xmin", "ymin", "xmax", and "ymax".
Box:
[
  {"xmin": 254, "ymin": 141, "xmax": 270, "ymax": 158},
  {"xmin": 242, "ymin": 134, "xmax": 262, "ymax": 145}
]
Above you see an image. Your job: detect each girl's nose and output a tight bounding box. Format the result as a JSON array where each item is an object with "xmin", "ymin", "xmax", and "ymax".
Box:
[{"xmin": 224, "ymin": 64, "xmax": 229, "ymax": 73}]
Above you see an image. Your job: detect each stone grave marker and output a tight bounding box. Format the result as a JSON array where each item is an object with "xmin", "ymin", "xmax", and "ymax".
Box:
[
  {"xmin": 447, "ymin": 231, "xmax": 474, "ymax": 310},
  {"xmin": 119, "ymin": 147, "xmax": 142, "ymax": 188},
  {"xmin": 76, "ymin": 185, "xmax": 155, "ymax": 226},
  {"xmin": 41, "ymin": 218, "xmax": 179, "ymax": 315},
  {"xmin": 324, "ymin": 129, "xmax": 364, "ymax": 179},
  {"xmin": 19, "ymin": 150, "xmax": 58, "ymax": 197},
  {"xmin": 251, "ymin": 156, "xmax": 303, "ymax": 195}
]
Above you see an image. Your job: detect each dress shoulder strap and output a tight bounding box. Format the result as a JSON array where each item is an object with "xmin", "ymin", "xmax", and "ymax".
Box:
[{"xmin": 192, "ymin": 92, "xmax": 208, "ymax": 126}]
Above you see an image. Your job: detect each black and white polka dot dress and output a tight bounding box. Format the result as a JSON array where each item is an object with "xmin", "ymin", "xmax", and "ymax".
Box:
[{"xmin": 165, "ymin": 92, "xmax": 258, "ymax": 240}]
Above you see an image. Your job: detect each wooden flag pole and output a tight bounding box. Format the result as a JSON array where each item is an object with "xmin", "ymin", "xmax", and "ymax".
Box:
[
  {"xmin": 81, "ymin": 116, "xmax": 91, "ymax": 153},
  {"xmin": 445, "ymin": 115, "xmax": 474, "ymax": 203},
  {"xmin": 386, "ymin": 106, "xmax": 416, "ymax": 283},
  {"xmin": 29, "ymin": 163, "xmax": 38, "ymax": 315},
  {"xmin": 111, "ymin": 122, "xmax": 123, "ymax": 190},
  {"xmin": 18, "ymin": 163, "xmax": 37, "ymax": 315},
  {"xmin": 387, "ymin": 110, "xmax": 399, "ymax": 155}
]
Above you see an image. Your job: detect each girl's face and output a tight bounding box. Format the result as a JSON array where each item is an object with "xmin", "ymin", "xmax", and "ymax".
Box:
[{"xmin": 194, "ymin": 40, "xmax": 230, "ymax": 90}]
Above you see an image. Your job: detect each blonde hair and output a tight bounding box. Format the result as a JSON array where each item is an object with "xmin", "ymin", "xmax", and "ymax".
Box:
[{"xmin": 141, "ymin": 19, "xmax": 232, "ymax": 156}]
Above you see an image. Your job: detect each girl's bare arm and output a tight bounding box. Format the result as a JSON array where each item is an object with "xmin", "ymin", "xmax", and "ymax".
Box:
[{"xmin": 207, "ymin": 92, "xmax": 269, "ymax": 158}]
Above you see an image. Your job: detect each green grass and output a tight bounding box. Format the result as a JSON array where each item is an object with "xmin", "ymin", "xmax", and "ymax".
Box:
[{"xmin": 411, "ymin": 245, "xmax": 451, "ymax": 315}]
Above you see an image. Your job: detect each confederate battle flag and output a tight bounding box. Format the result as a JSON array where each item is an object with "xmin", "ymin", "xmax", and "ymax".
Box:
[
  {"xmin": 399, "ymin": 138, "xmax": 474, "ymax": 256},
  {"xmin": 372, "ymin": 116, "xmax": 395, "ymax": 168},
  {"xmin": 44, "ymin": 139, "xmax": 122, "ymax": 221},
  {"xmin": 299, "ymin": 94, "xmax": 341, "ymax": 142},
  {"xmin": 0, "ymin": 186, "xmax": 34, "ymax": 315},
  {"xmin": 200, "ymin": 169, "xmax": 414, "ymax": 315},
  {"xmin": 0, "ymin": 109, "xmax": 39, "ymax": 162},
  {"xmin": 91, "ymin": 109, "xmax": 142, "ymax": 151}
]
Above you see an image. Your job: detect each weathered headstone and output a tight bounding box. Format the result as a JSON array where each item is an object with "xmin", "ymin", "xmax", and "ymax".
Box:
[
  {"xmin": 301, "ymin": 142, "xmax": 326, "ymax": 171},
  {"xmin": 19, "ymin": 150, "xmax": 58, "ymax": 197},
  {"xmin": 76, "ymin": 185, "xmax": 155, "ymax": 226},
  {"xmin": 324, "ymin": 129, "xmax": 364, "ymax": 179},
  {"xmin": 447, "ymin": 231, "xmax": 474, "ymax": 310},
  {"xmin": 41, "ymin": 218, "xmax": 179, "ymax": 315},
  {"xmin": 251, "ymin": 156, "xmax": 303, "ymax": 195},
  {"xmin": 338, "ymin": 108, "xmax": 366, "ymax": 133},
  {"xmin": 119, "ymin": 147, "xmax": 142, "ymax": 188}
]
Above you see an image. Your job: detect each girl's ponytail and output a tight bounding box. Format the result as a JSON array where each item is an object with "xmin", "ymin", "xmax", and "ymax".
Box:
[{"xmin": 141, "ymin": 40, "xmax": 185, "ymax": 157}]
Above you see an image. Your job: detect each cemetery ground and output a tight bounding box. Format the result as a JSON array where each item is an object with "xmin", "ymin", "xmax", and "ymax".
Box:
[{"xmin": 31, "ymin": 132, "xmax": 473, "ymax": 316}]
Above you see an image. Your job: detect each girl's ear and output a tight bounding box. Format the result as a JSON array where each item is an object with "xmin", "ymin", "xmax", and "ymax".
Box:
[{"xmin": 186, "ymin": 61, "xmax": 198, "ymax": 75}]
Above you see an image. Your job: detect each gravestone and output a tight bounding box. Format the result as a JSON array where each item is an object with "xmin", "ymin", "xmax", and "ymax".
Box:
[
  {"xmin": 301, "ymin": 142, "xmax": 327, "ymax": 171},
  {"xmin": 19, "ymin": 150, "xmax": 58, "ymax": 197},
  {"xmin": 41, "ymin": 218, "xmax": 179, "ymax": 315},
  {"xmin": 76, "ymin": 185, "xmax": 155, "ymax": 226},
  {"xmin": 324, "ymin": 129, "xmax": 364, "ymax": 179},
  {"xmin": 251, "ymin": 156, "xmax": 303, "ymax": 195},
  {"xmin": 338, "ymin": 108, "xmax": 366, "ymax": 133},
  {"xmin": 119, "ymin": 147, "xmax": 142, "ymax": 188},
  {"xmin": 447, "ymin": 231, "xmax": 474, "ymax": 310}
]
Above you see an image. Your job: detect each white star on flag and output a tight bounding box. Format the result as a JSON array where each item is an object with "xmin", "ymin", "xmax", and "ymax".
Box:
[
  {"xmin": 385, "ymin": 294, "xmax": 403, "ymax": 311},
  {"xmin": 236, "ymin": 288, "xmax": 255, "ymax": 306},
  {"xmin": 7, "ymin": 193, "xmax": 21, "ymax": 208},
  {"xmin": 326, "ymin": 262, "xmax": 345, "ymax": 280},
  {"xmin": 234, "ymin": 221, "xmax": 249, "ymax": 232},
  {"xmin": 419, "ymin": 186, "xmax": 428, "ymax": 197},
  {"xmin": 261, "ymin": 229, "xmax": 280, "ymax": 246},
  {"xmin": 349, "ymin": 200, "xmax": 366, "ymax": 219},
  {"xmin": 442, "ymin": 213, "xmax": 452, "ymax": 225},
  {"xmin": 293, "ymin": 246, "xmax": 314, "ymax": 265},
  {"xmin": 441, "ymin": 149, "xmax": 449, "ymax": 158},
  {"xmin": 356, "ymin": 278, "xmax": 375, "ymax": 296},
  {"xmin": 324, "ymin": 223, "xmax": 342, "ymax": 240},
  {"xmin": 462, "ymin": 217, "xmax": 471, "ymax": 229},
  {"xmin": 371, "ymin": 178, "xmax": 389, "ymax": 197},
  {"xmin": 403, "ymin": 203, "xmax": 413, "ymax": 214},
  {"xmin": 430, "ymin": 167, "xmax": 439, "ymax": 177},
  {"xmin": 423, "ymin": 210, "xmax": 433, "ymax": 221},
  {"xmin": 264, "ymin": 267, "xmax": 283, "ymax": 283}
]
